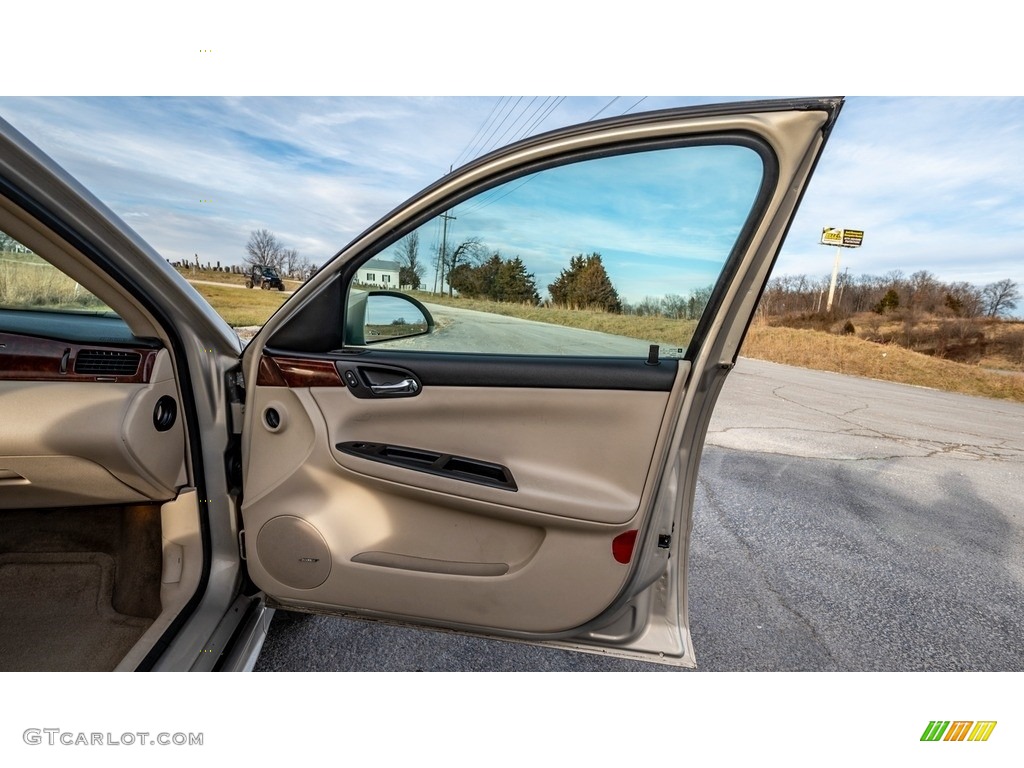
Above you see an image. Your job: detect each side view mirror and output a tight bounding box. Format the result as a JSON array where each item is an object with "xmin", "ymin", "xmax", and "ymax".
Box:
[{"xmin": 346, "ymin": 290, "xmax": 435, "ymax": 346}]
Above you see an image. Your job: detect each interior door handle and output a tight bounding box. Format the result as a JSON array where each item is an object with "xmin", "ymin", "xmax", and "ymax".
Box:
[
  {"xmin": 369, "ymin": 377, "xmax": 419, "ymax": 395},
  {"xmin": 335, "ymin": 363, "xmax": 421, "ymax": 399}
]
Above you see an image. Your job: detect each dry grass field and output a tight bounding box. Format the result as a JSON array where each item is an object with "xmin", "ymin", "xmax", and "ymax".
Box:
[
  {"xmin": 188, "ymin": 282, "xmax": 290, "ymax": 327},
  {"xmin": 1, "ymin": 253, "xmax": 111, "ymax": 311},
  {"xmin": 743, "ymin": 323, "xmax": 1024, "ymax": 402}
]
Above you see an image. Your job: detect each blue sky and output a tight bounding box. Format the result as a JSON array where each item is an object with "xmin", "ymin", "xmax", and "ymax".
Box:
[
  {"xmin": 431, "ymin": 142, "xmax": 763, "ymax": 300},
  {"xmin": 2, "ymin": 96, "xmax": 1022, "ymax": 305}
]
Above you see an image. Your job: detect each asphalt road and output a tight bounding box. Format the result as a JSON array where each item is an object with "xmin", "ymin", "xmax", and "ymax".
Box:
[
  {"xmin": 254, "ymin": 359, "xmax": 1024, "ymax": 672},
  {"xmin": 384, "ymin": 302, "xmax": 656, "ymax": 355}
]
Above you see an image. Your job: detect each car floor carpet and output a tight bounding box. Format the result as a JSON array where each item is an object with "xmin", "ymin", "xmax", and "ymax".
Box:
[{"xmin": 0, "ymin": 552, "xmax": 153, "ymax": 671}]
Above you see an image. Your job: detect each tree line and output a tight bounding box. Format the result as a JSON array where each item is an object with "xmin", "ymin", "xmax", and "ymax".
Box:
[
  {"xmin": 760, "ymin": 270, "xmax": 1020, "ymax": 319},
  {"xmin": 393, "ymin": 232, "xmax": 622, "ymax": 309},
  {"xmin": 392, "ymin": 232, "xmax": 1022, "ymax": 323},
  {"xmin": 622, "ymin": 287, "xmax": 714, "ymax": 320},
  {"xmin": 390, "ymin": 231, "xmax": 718, "ymax": 318}
]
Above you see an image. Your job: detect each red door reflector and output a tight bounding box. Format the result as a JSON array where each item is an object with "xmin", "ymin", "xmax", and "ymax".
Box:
[{"xmin": 612, "ymin": 530, "xmax": 638, "ymax": 564}]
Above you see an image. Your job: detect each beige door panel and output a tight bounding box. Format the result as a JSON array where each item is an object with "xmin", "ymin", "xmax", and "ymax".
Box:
[
  {"xmin": 240, "ymin": 386, "xmax": 318, "ymax": 508},
  {"xmin": 242, "ymin": 381, "xmax": 679, "ymax": 525},
  {"xmin": 312, "ymin": 385, "xmax": 674, "ymax": 525},
  {"xmin": 245, "ymin": 472, "xmax": 632, "ymax": 632},
  {"xmin": 240, "ymin": 378, "xmax": 682, "ymax": 633}
]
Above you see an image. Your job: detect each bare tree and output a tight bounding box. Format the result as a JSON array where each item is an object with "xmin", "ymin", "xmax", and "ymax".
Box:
[
  {"xmin": 982, "ymin": 279, "xmax": 1020, "ymax": 318},
  {"xmin": 393, "ymin": 232, "xmax": 425, "ymax": 289},
  {"xmin": 296, "ymin": 255, "xmax": 317, "ymax": 280},
  {"xmin": 245, "ymin": 229, "xmax": 284, "ymax": 271},
  {"xmin": 628, "ymin": 296, "xmax": 662, "ymax": 316},
  {"xmin": 944, "ymin": 281, "xmax": 983, "ymax": 318},
  {"xmin": 281, "ymin": 248, "xmax": 301, "ymax": 277},
  {"xmin": 908, "ymin": 270, "xmax": 942, "ymax": 313},
  {"xmin": 443, "ymin": 237, "xmax": 486, "ymax": 297}
]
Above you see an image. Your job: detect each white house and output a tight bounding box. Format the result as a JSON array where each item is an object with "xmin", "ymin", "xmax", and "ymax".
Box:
[{"xmin": 355, "ymin": 258, "xmax": 401, "ymax": 289}]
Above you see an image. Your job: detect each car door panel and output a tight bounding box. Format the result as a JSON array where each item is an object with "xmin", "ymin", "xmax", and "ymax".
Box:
[
  {"xmin": 241, "ymin": 363, "xmax": 682, "ymax": 632},
  {"xmin": 240, "ymin": 99, "xmax": 843, "ymax": 664},
  {"xmin": 310, "ymin": 384, "xmax": 675, "ymax": 524},
  {"xmin": 246, "ymin": 479, "xmax": 639, "ymax": 635}
]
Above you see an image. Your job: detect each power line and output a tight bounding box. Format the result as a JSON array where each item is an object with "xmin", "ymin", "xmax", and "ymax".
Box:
[
  {"xmin": 522, "ymin": 96, "xmax": 565, "ymax": 137},
  {"xmin": 455, "ymin": 96, "xmax": 643, "ymax": 175},
  {"xmin": 489, "ymin": 96, "xmax": 542, "ymax": 149},
  {"xmin": 589, "ymin": 97, "xmax": 620, "ymax": 121},
  {"xmin": 453, "ymin": 97, "xmax": 509, "ymax": 169},
  {"xmin": 465, "ymin": 96, "xmax": 644, "ymax": 215},
  {"xmin": 508, "ymin": 96, "xmax": 560, "ymax": 144},
  {"xmin": 454, "ymin": 173, "xmax": 536, "ymax": 218},
  {"xmin": 487, "ymin": 95, "xmax": 552, "ymax": 149},
  {"xmin": 475, "ymin": 96, "xmax": 524, "ymax": 158},
  {"xmin": 453, "ymin": 96, "xmax": 570, "ymax": 173},
  {"xmin": 446, "ymin": 95, "xmax": 644, "ymax": 221},
  {"xmin": 620, "ymin": 96, "xmax": 648, "ymax": 115}
]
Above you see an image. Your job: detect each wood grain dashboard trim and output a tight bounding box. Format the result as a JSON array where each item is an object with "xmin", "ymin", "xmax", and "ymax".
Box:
[
  {"xmin": 256, "ymin": 355, "xmax": 344, "ymax": 388},
  {"xmin": 0, "ymin": 331, "xmax": 158, "ymax": 383}
]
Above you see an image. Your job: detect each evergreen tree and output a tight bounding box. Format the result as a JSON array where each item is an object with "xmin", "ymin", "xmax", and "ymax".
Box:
[
  {"xmin": 548, "ymin": 253, "xmax": 622, "ymax": 312},
  {"xmin": 874, "ymin": 288, "xmax": 900, "ymax": 314},
  {"xmin": 448, "ymin": 252, "xmax": 539, "ymax": 304},
  {"xmin": 495, "ymin": 257, "xmax": 540, "ymax": 304}
]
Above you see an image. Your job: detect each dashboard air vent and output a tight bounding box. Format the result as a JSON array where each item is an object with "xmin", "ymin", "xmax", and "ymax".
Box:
[{"xmin": 74, "ymin": 349, "xmax": 141, "ymax": 376}]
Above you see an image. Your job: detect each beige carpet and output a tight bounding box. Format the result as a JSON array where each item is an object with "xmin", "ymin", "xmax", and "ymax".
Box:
[{"xmin": 0, "ymin": 552, "xmax": 152, "ymax": 671}]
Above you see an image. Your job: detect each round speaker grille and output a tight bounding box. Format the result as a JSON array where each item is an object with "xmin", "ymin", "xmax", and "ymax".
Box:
[{"xmin": 256, "ymin": 516, "xmax": 331, "ymax": 590}]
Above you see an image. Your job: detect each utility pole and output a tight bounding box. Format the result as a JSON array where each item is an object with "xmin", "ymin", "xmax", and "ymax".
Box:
[
  {"xmin": 431, "ymin": 167, "xmax": 456, "ymax": 295},
  {"xmin": 436, "ymin": 211, "xmax": 456, "ymax": 295}
]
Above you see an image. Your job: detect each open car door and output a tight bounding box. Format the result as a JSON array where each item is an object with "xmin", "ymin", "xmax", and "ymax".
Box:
[{"xmin": 239, "ymin": 98, "xmax": 843, "ymax": 667}]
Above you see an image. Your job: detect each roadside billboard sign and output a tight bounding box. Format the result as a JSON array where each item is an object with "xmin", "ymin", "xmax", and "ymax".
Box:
[{"xmin": 821, "ymin": 227, "xmax": 864, "ymax": 248}]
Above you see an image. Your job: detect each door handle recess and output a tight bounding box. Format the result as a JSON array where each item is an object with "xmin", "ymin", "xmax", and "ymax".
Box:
[
  {"xmin": 335, "ymin": 363, "xmax": 422, "ymax": 399},
  {"xmin": 369, "ymin": 378, "xmax": 419, "ymax": 395}
]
